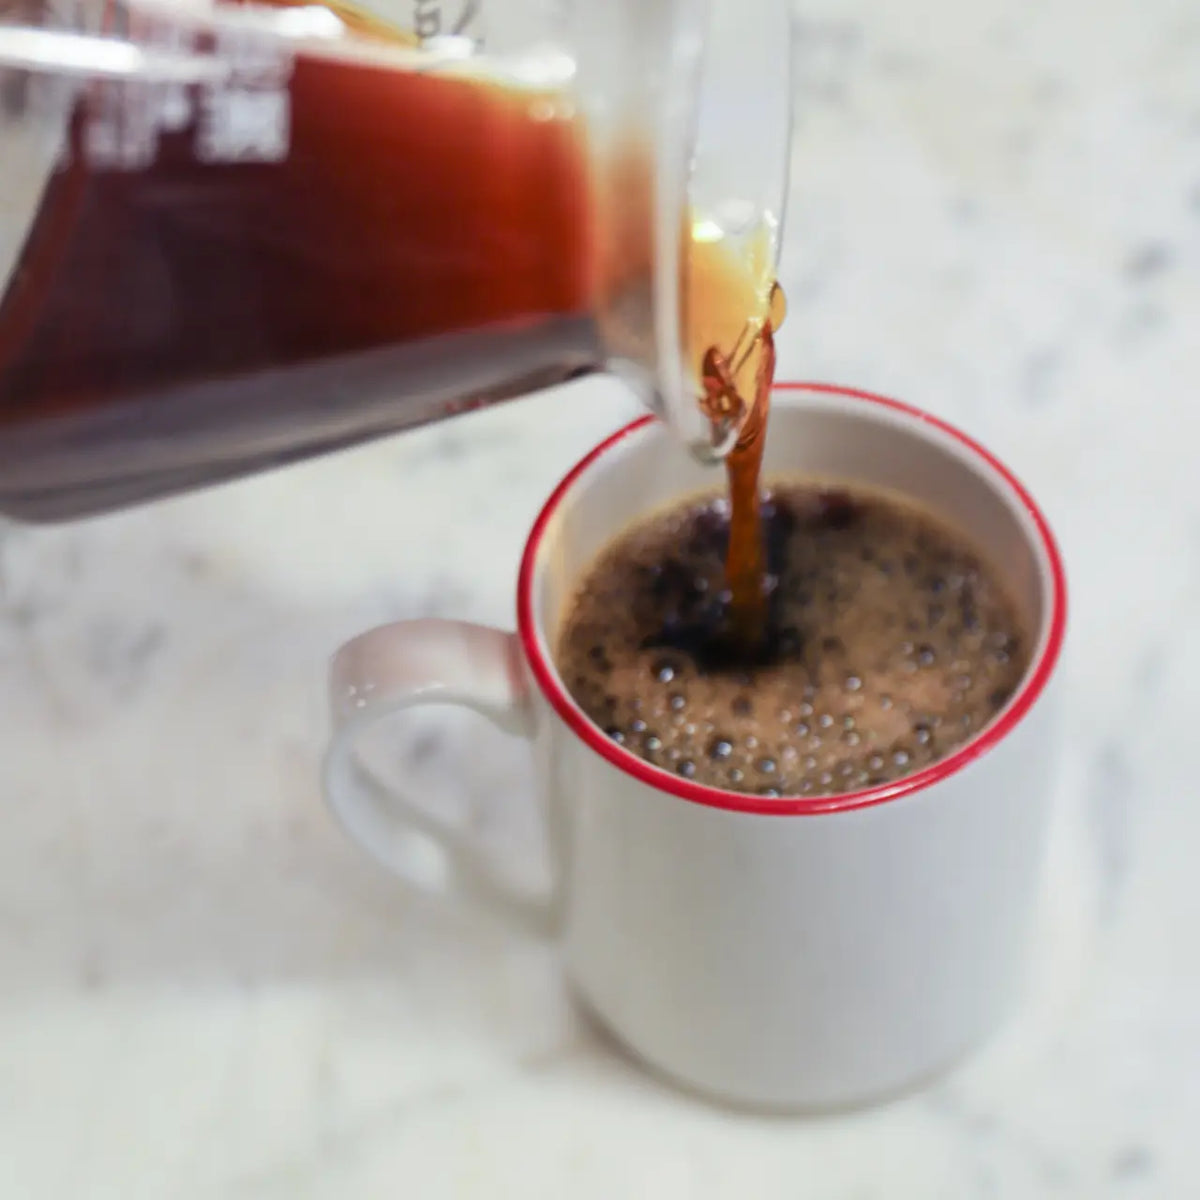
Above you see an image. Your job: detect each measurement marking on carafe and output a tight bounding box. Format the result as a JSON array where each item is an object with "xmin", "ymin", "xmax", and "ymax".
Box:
[
  {"xmin": 74, "ymin": 22, "xmax": 294, "ymax": 169},
  {"xmin": 196, "ymin": 80, "xmax": 289, "ymax": 163}
]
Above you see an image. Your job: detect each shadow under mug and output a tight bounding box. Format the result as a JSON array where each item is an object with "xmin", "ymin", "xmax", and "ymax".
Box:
[{"xmin": 323, "ymin": 382, "xmax": 1068, "ymax": 1110}]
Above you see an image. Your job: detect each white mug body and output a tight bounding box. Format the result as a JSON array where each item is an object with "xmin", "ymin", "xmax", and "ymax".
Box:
[{"xmin": 325, "ymin": 384, "xmax": 1067, "ymax": 1109}]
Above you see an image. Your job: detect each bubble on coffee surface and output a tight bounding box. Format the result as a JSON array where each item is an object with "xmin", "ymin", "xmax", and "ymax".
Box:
[{"xmin": 556, "ymin": 482, "xmax": 1030, "ymax": 797}]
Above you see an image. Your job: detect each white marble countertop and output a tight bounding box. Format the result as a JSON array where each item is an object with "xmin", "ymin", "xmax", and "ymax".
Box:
[{"xmin": 2, "ymin": 0, "xmax": 1199, "ymax": 1195}]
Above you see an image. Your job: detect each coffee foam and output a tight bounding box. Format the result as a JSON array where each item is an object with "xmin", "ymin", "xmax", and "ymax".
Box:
[{"xmin": 555, "ymin": 480, "xmax": 1030, "ymax": 797}]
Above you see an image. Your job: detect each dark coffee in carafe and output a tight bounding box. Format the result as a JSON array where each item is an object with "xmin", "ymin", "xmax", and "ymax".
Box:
[{"xmin": 0, "ymin": 2, "xmax": 599, "ymax": 518}]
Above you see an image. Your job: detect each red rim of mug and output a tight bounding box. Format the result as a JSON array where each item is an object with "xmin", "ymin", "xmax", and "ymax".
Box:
[{"xmin": 516, "ymin": 382, "xmax": 1068, "ymax": 816}]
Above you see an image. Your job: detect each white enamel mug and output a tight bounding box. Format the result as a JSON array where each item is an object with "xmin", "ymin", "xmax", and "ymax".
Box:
[{"xmin": 323, "ymin": 383, "xmax": 1067, "ymax": 1110}]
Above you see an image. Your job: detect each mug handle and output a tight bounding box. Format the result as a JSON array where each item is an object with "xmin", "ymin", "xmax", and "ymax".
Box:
[{"xmin": 323, "ymin": 618, "xmax": 554, "ymax": 936}]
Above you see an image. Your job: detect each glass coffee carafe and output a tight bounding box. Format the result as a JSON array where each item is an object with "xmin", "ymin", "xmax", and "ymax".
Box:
[{"xmin": 0, "ymin": 0, "xmax": 791, "ymax": 519}]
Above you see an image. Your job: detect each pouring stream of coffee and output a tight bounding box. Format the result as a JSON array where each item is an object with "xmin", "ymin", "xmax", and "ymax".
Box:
[{"xmin": 697, "ymin": 261, "xmax": 786, "ymax": 652}]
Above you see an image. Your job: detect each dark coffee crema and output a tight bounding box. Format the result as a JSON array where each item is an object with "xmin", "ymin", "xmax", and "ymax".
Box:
[{"xmin": 555, "ymin": 481, "xmax": 1031, "ymax": 797}]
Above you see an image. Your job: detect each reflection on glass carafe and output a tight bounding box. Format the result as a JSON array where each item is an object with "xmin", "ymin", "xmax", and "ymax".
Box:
[{"xmin": 0, "ymin": 0, "xmax": 791, "ymax": 519}]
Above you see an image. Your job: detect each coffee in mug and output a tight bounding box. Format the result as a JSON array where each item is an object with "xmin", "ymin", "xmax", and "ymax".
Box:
[{"xmin": 555, "ymin": 480, "xmax": 1030, "ymax": 797}]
